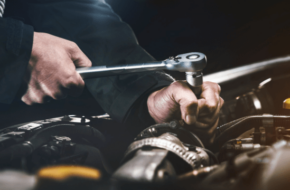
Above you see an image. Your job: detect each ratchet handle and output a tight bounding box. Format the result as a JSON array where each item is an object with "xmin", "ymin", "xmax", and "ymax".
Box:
[{"xmin": 76, "ymin": 52, "xmax": 207, "ymax": 99}]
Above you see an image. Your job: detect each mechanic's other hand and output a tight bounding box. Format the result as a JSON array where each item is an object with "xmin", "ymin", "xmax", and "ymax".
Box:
[
  {"xmin": 22, "ymin": 32, "xmax": 92, "ymax": 105},
  {"xmin": 147, "ymin": 81, "xmax": 224, "ymax": 143}
]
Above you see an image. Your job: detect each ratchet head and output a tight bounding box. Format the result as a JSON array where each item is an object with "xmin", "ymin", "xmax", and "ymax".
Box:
[
  {"xmin": 165, "ymin": 52, "xmax": 207, "ymax": 72},
  {"xmin": 165, "ymin": 52, "xmax": 207, "ymax": 96}
]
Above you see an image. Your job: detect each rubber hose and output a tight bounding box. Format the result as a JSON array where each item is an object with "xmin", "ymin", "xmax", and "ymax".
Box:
[{"xmin": 179, "ymin": 128, "xmax": 205, "ymax": 148}]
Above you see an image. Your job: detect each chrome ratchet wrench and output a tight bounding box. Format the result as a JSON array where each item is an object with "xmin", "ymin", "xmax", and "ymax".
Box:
[{"xmin": 76, "ymin": 52, "xmax": 207, "ymax": 96}]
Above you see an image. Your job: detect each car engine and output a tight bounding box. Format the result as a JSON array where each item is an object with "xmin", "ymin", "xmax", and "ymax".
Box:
[{"xmin": 1, "ymin": 55, "xmax": 290, "ymax": 190}]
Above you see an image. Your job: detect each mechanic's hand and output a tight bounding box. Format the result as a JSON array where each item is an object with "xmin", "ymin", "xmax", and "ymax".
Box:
[
  {"xmin": 22, "ymin": 32, "xmax": 92, "ymax": 105},
  {"xmin": 147, "ymin": 81, "xmax": 224, "ymax": 145}
]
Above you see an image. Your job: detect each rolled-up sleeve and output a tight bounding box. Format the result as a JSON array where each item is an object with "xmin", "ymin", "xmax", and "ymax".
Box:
[{"xmin": 0, "ymin": 18, "xmax": 33, "ymax": 107}]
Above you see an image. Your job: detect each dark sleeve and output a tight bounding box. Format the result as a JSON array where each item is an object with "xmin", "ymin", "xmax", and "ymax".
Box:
[
  {"xmin": 24, "ymin": 0, "xmax": 174, "ymax": 123},
  {"xmin": 0, "ymin": 17, "xmax": 33, "ymax": 109},
  {"xmin": 78, "ymin": 2, "xmax": 175, "ymax": 123},
  {"xmin": 86, "ymin": 71, "xmax": 174, "ymax": 123}
]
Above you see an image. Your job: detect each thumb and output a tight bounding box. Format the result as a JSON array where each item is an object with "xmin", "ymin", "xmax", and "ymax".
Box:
[{"xmin": 70, "ymin": 45, "xmax": 92, "ymax": 68}]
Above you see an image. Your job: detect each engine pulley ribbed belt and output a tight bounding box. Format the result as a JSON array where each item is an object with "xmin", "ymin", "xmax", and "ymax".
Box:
[{"xmin": 124, "ymin": 137, "xmax": 198, "ymax": 168}]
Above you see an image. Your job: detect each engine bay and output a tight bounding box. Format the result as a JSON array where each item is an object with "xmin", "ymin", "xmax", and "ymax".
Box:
[{"xmin": 2, "ymin": 57, "xmax": 290, "ymax": 190}]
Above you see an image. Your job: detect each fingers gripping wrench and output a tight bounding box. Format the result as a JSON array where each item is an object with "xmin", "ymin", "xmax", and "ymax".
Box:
[{"xmin": 76, "ymin": 52, "xmax": 207, "ymax": 97}]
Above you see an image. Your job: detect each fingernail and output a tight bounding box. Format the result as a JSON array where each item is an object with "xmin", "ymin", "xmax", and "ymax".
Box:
[{"xmin": 186, "ymin": 115, "xmax": 196, "ymax": 124}]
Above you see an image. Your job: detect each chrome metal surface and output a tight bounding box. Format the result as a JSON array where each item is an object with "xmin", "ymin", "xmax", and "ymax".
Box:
[
  {"xmin": 18, "ymin": 123, "xmax": 42, "ymax": 131},
  {"xmin": 258, "ymin": 78, "xmax": 272, "ymax": 89},
  {"xmin": 186, "ymin": 71, "xmax": 203, "ymax": 87},
  {"xmin": 0, "ymin": 0, "xmax": 5, "ymax": 17},
  {"xmin": 177, "ymin": 165, "xmax": 218, "ymax": 182},
  {"xmin": 77, "ymin": 52, "xmax": 206, "ymax": 93},
  {"xmin": 250, "ymin": 92, "xmax": 262, "ymax": 111},
  {"xmin": 0, "ymin": 170, "xmax": 36, "ymax": 190},
  {"xmin": 204, "ymin": 55, "xmax": 290, "ymax": 84},
  {"xmin": 91, "ymin": 113, "xmax": 110, "ymax": 119},
  {"xmin": 166, "ymin": 52, "xmax": 207, "ymax": 72},
  {"xmin": 76, "ymin": 52, "xmax": 207, "ymax": 82},
  {"xmin": 77, "ymin": 61, "xmax": 167, "ymax": 79},
  {"xmin": 262, "ymin": 114, "xmax": 274, "ymax": 128},
  {"xmin": 124, "ymin": 133, "xmax": 209, "ymax": 168}
]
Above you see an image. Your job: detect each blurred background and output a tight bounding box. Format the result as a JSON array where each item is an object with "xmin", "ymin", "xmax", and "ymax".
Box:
[{"xmin": 106, "ymin": 0, "xmax": 290, "ymax": 79}]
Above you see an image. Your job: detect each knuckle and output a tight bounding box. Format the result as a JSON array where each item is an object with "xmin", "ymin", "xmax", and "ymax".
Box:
[
  {"xmin": 207, "ymin": 101, "xmax": 216, "ymax": 108},
  {"xmin": 204, "ymin": 81, "xmax": 221, "ymax": 93},
  {"xmin": 73, "ymin": 44, "xmax": 80, "ymax": 52},
  {"xmin": 68, "ymin": 42, "xmax": 79, "ymax": 53},
  {"xmin": 64, "ymin": 77, "xmax": 76, "ymax": 88},
  {"xmin": 64, "ymin": 74, "xmax": 82, "ymax": 88},
  {"xmin": 205, "ymin": 81, "xmax": 215, "ymax": 85},
  {"xmin": 171, "ymin": 81, "xmax": 186, "ymax": 89},
  {"xmin": 187, "ymin": 101, "xmax": 198, "ymax": 110},
  {"xmin": 35, "ymin": 96, "xmax": 45, "ymax": 104},
  {"xmin": 30, "ymin": 99, "xmax": 41, "ymax": 105},
  {"xmin": 171, "ymin": 81, "xmax": 181, "ymax": 88},
  {"xmin": 51, "ymin": 90, "xmax": 63, "ymax": 100},
  {"xmin": 25, "ymin": 101, "xmax": 33, "ymax": 105},
  {"xmin": 65, "ymin": 69, "xmax": 76, "ymax": 80},
  {"xmin": 82, "ymin": 59, "xmax": 92, "ymax": 67},
  {"xmin": 87, "ymin": 60, "xmax": 92, "ymax": 67},
  {"xmin": 24, "ymin": 86, "xmax": 47, "ymax": 104},
  {"xmin": 206, "ymin": 102, "xmax": 217, "ymax": 113},
  {"xmin": 215, "ymin": 93, "xmax": 221, "ymax": 103},
  {"xmin": 218, "ymin": 84, "xmax": 221, "ymax": 93},
  {"xmin": 203, "ymin": 81, "xmax": 212, "ymax": 86},
  {"xmin": 26, "ymin": 102, "xmax": 33, "ymax": 106},
  {"xmin": 22, "ymin": 97, "xmax": 32, "ymax": 106},
  {"xmin": 50, "ymin": 91, "xmax": 58, "ymax": 99},
  {"xmin": 213, "ymin": 83, "xmax": 220, "ymax": 90},
  {"xmin": 70, "ymin": 41, "xmax": 78, "ymax": 48}
]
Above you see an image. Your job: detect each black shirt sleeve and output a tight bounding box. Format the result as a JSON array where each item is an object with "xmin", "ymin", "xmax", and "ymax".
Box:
[
  {"xmin": 0, "ymin": 17, "xmax": 33, "ymax": 108},
  {"xmin": 0, "ymin": 0, "xmax": 174, "ymax": 126},
  {"xmin": 21, "ymin": 0, "xmax": 175, "ymax": 124}
]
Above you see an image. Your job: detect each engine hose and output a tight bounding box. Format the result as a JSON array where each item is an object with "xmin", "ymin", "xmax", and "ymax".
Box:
[
  {"xmin": 216, "ymin": 116, "xmax": 252, "ymax": 136},
  {"xmin": 179, "ymin": 127, "xmax": 205, "ymax": 148},
  {"xmin": 213, "ymin": 115, "xmax": 290, "ymax": 151},
  {"xmin": 0, "ymin": 124, "xmax": 105, "ymax": 164},
  {"xmin": 201, "ymin": 148, "xmax": 219, "ymax": 164}
]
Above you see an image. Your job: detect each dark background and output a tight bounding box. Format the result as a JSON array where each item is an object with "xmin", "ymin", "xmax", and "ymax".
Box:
[
  {"xmin": 3, "ymin": 0, "xmax": 290, "ymax": 128},
  {"xmin": 107, "ymin": 0, "xmax": 290, "ymax": 79}
]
